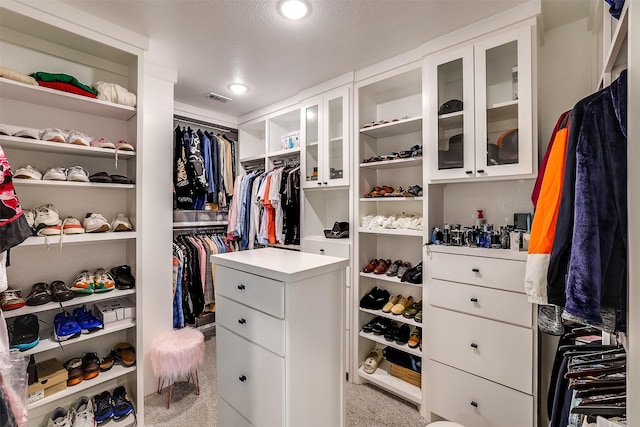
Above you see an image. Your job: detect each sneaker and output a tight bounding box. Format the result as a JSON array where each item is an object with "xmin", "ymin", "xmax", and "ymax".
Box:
[
  {"xmin": 93, "ymin": 269, "xmax": 115, "ymax": 293},
  {"xmin": 83, "ymin": 213, "xmax": 110, "ymax": 233},
  {"xmin": 112, "ymin": 386, "xmax": 133, "ymax": 419},
  {"xmin": 73, "ymin": 306, "xmax": 103, "ymax": 333},
  {"xmin": 67, "ymin": 130, "xmax": 92, "ymax": 146},
  {"xmin": 92, "ymin": 391, "xmax": 114, "ymax": 425},
  {"xmin": 41, "ymin": 128, "xmax": 67, "ymax": 143},
  {"xmin": 1, "ymin": 289, "xmax": 27, "ymax": 311},
  {"xmin": 63, "ymin": 357, "xmax": 84, "ymax": 387},
  {"xmin": 90, "ymin": 137, "xmax": 116, "ymax": 149},
  {"xmin": 43, "ymin": 167, "xmax": 67, "ymax": 181},
  {"xmin": 110, "ymin": 213, "xmax": 132, "ymax": 232},
  {"xmin": 26, "ymin": 282, "xmax": 53, "ymax": 306},
  {"xmin": 66, "ymin": 166, "xmax": 90, "ymax": 182},
  {"xmin": 81, "ymin": 352, "xmax": 101, "ymax": 380},
  {"xmin": 13, "ymin": 129, "xmax": 39, "ymax": 139},
  {"xmin": 14, "ymin": 165, "xmax": 42, "ymax": 180},
  {"xmin": 37, "ymin": 220, "xmax": 62, "ymax": 236},
  {"xmin": 62, "ymin": 217, "xmax": 85, "ymax": 234},
  {"xmin": 24, "ymin": 210, "xmax": 36, "ymax": 235},
  {"xmin": 33, "ymin": 204, "xmax": 60, "ymax": 227},
  {"xmin": 53, "ymin": 310, "xmax": 82, "ymax": 341},
  {"xmin": 70, "ymin": 396, "xmax": 95, "ymax": 427},
  {"xmin": 71, "ymin": 271, "xmax": 94, "ymax": 294},
  {"xmin": 51, "ymin": 280, "xmax": 75, "ymax": 302},
  {"xmin": 115, "ymin": 140, "xmax": 134, "ymax": 151},
  {"xmin": 48, "ymin": 406, "xmax": 72, "ymax": 427},
  {"xmin": 9, "ymin": 313, "xmax": 40, "ymax": 351}
]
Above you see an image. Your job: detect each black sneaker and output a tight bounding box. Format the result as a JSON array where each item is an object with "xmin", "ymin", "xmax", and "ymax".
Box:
[{"xmin": 9, "ymin": 314, "xmax": 40, "ymax": 351}]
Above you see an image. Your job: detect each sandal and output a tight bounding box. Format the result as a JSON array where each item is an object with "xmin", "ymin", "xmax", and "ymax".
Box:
[
  {"xmin": 363, "ymin": 348, "xmax": 383, "ymax": 374},
  {"xmin": 114, "ymin": 342, "xmax": 136, "ymax": 367}
]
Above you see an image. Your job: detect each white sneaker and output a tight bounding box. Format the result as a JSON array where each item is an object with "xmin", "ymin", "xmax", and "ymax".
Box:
[
  {"xmin": 67, "ymin": 130, "xmax": 92, "ymax": 146},
  {"xmin": 43, "ymin": 167, "xmax": 67, "ymax": 181},
  {"xmin": 24, "ymin": 210, "xmax": 35, "ymax": 228},
  {"xmin": 33, "ymin": 204, "xmax": 60, "ymax": 227},
  {"xmin": 41, "ymin": 128, "xmax": 67, "ymax": 143},
  {"xmin": 110, "ymin": 212, "xmax": 133, "ymax": 232},
  {"xmin": 14, "ymin": 165, "xmax": 42, "ymax": 180},
  {"xmin": 48, "ymin": 406, "xmax": 72, "ymax": 427},
  {"xmin": 62, "ymin": 217, "xmax": 85, "ymax": 234},
  {"xmin": 70, "ymin": 396, "xmax": 95, "ymax": 427},
  {"xmin": 83, "ymin": 213, "xmax": 110, "ymax": 233},
  {"xmin": 67, "ymin": 166, "xmax": 90, "ymax": 182}
]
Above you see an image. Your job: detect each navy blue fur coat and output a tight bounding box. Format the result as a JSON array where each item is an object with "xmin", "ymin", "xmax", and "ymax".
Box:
[{"xmin": 564, "ymin": 70, "xmax": 627, "ymax": 332}]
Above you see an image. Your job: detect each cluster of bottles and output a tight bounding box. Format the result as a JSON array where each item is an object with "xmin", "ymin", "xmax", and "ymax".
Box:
[{"xmin": 430, "ymin": 210, "xmax": 514, "ymax": 249}]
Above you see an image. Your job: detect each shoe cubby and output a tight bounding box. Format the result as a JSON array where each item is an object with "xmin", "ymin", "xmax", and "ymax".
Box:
[
  {"xmin": 353, "ymin": 62, "xmax": 427, "ymax": 415},
  {"xmin": 0, "ymin": 5, "xmax": 141, "ymax": 426}
]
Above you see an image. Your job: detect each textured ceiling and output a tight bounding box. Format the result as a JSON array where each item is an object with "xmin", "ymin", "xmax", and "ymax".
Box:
[{"xmin": 51, "ymin": 0, "xmax": 582, "ymax": 119}]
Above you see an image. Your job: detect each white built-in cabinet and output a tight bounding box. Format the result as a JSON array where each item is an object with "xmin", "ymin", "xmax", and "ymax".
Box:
[
  {"xmin": 0, "ymin": 4, "xmax": 143, "ymax": 426},
  {"xmin": 426, "ymin": 24, "xmax": 535, "ymax": 181},
  {"xmin": 301, "ymin": 86, "xmax": 350, "ymax": 189}
]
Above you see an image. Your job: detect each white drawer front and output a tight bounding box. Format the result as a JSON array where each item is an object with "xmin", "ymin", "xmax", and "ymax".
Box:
[
  {"xmin": 217, "ymin": 326, "xmax": 285, "ymax": 427},
  {"xmin": 216, "ymin": 266, "xmax": 285, "ymax": 318},
  {"xmin": 429, "ymin": 360, "xmax": 533, "ymax": 427},
  {"xmin": 301, "ymin": 238, "xmax": 350, "ymax": 259},
  {"xmin": 427, "ymin": 307, "xmax": 533, "ymax": 393},
  {"xmin": 217, "ymin": 295, "xmax": 285, "ymax": 356},
  {"xmin": 429, "ymin": 252, "xmax": 525, "ymax": 292},
  {"xmin": 218, "ymin": 397, "xmax": 254, "ymax": 427},
  {"xmin": 429, "ymin": 280, "xmax": 532, "ymax": 327}
]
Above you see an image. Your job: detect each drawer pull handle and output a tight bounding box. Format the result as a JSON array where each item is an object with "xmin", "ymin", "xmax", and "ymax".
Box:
[
  {"xmin": 470, "ymin": 401, "xmax": 478, "ymax": 408},
  {"xmin": 465, "ymin": 170, "xmax": 473, "ymax": 175},
  {"xmin": 470, "ymin": 297, "xmax": 478, "ymax": 303},
  {"xmin": 237, "ymin": 284, "xmax": 246, "ymax": 291},
  {"xmin": 471, "ymin": 268, "xmax": 480, "ymax": 273},
  {"xmin": 323, "ymin": 182, "xmax": 328, "ymax": 185},
  {"xmin": 477, "ymin": 169, "xmax": 485, "ymax": 174},
  {"xmin": 238, "ymin": 318, "xmax": 246, "ymax": 325},
  {"xmin": 239, "ymin": 375, "xmax": 247, "ymax": 382},
  {"xmin": 320, "ymin": 249, "xmax": 325, "ymax": 254},
  {"xmin": 470, "ymin": 343, "xmax": 479, "ymax": 349}
]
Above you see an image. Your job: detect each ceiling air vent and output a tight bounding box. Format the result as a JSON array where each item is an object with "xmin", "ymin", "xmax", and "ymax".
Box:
[{"xmin": 207, "ymin": 92, "xmax": 232, "ymax": 103}]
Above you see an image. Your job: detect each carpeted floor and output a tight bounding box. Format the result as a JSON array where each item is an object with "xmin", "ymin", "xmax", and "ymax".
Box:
[{"xmin": 144, "ymin": 332, "xmax": 428, "ymax": 426}]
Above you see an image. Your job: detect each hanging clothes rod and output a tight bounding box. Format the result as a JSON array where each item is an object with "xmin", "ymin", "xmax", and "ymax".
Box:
[{"xmin": 173, "ymin": 114, "xmax": 238, "ymax": 135}]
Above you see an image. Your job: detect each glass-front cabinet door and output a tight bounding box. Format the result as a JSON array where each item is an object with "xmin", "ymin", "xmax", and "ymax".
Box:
[
  {"xmin": 426, "ymin": 45, "xmax": 475, "ymax": 181},
  {"xmin": 325, "ymin": 86, "xmax": 349, "ymax": 187},
  {"xmin": 474, "ymin": 25, "xmax": 533, "ymax": 177},
  {"xmin": 302, "ymin": 100, "xmax": 320, "ymax": 187}
]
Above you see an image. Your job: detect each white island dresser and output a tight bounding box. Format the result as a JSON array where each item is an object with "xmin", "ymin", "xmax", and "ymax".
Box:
[{"xmin": 211, "ymin": 247, "xmax": 349, "ymax": 427}]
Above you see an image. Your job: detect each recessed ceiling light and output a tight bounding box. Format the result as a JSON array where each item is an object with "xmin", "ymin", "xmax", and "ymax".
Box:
[
  {"xmin": 228, "ymin": 83, "xmax": 248, "ymax": 94},
  {"xmin": 279, "ymin": 0, "xmax": 310, "ymax": 20}
]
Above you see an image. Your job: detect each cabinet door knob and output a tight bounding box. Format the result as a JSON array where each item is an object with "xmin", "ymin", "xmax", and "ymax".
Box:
[
  {"xmin": 471, "ymin": 268, "xmax": 480, "ymax": 273},
  {"xmin": 317, "ymin": 182, "xmax": 322, "ymax": 185},
  {"xmin": 320, "ymin": 249, "xmax": 325, "ymax": 254},
  {"xmin": 323, "ymin": 182, "xmax": 328, "ymax": 185},
  {"xmin": 237, "ymin": 284, "xmax": 246, "ymax": 291},
  {"xmin": 470, "ymin": 401, "xmax": 479, "ymax": 408},
  {"xmin": 465, "ymin": 170, "xmax": 473, "ymax": 175},
  {"xmin": 238, "ymin": 318, "xmax": 246, "ymax": 325},
  {"xmin": 470, "ymin": 343, "xmax": 479, "ymax": 349},
  {"xmin": 477, "ymin": 169, "xmax": 485, "ymax": 174},
  {"xmin": 470, "ymin": 297, "xmax": 478, "ymax": 303},
  {"xmin": 239, "ymin": 375, "xmax": 247, "ymax": 382}
]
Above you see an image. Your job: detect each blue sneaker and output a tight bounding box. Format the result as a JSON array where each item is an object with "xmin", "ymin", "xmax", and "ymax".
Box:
[
  {"xmin": 72, "ymin": 306, "xmax": 103, "ymax": 333},
  {"xmin": 53, "ymin": 310, "xmax": 82, "ymax": 342},
  {"xmin": 92, "ymin": 391, "xmax": 114, "ymax": 424},
  {"xmin": 112, "ymin": 386, "xmax": 133, "ymax": 419}
]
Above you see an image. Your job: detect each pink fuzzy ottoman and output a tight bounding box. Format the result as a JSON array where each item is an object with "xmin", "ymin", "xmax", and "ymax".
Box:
[{"xmin": 148, "ymin": 327, "xmax": 205, "ymax": 408}]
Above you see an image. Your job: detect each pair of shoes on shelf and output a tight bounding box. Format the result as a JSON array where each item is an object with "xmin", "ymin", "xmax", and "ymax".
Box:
[
  {"xmin": 403, "ymin": 300, "xmax": 422, "ymax": 319},
  {"xmin": 89, "ymin": 172, "xmax": 134, "ymax": 184},
  {"xmin": 384, "ymin": 260, "xmax": 412, "ymax": 278},
  {"xmin": 8, "ymin": 313, "xmax": 40, "ymax": 351},
  {"xmin": 363, "ymin": 347, "xmax": 383, "ymax": 374},
  {"xmin": 384, "ymin": 322, "xmax": 411, "ymax": 345},
  {"xmin": 37, "ymin": 166, "xmax": 89, "ymax": 182},
  {"xmin": 323, "ymin": 221, "xmax": 349, "ymax": 239},
  {"xmin": 90, "ymin": 138, "xmax": 134, "ymax": 152},
  {"xmin": 402, "ymin": 184, "xmax": 423, "ymax": 197},
  {"xmin": 54, "ymin": 306, "xmax": 103, "ymax": 342},
  {"xmin": 391, "ymin": 296, "xmax": 415, "ymax": 315},
  {"xmin": 82, "ymin": 212, "xmax": 133, "ymax": 233},
  {"xmin": 98, "ymin": 342, "xmax": 136, "ymax": 372},
  {"xmin": 408, "ymin": 327, "xmax": 422, "ymax": 349},
  {"xmin": 41, "ymin": 129, "xmax": 92, "ymax": 146},
  {"xmin": 91, "ymin": 386, "xmax": 134, "ymax": 424},
  {"xmin": 110, "ymin": 265, "xmax": 135, "ymax": 289},
  {"xmin": 400, "ymin": 262, "xmax": 423, "ymax": 284},
  {"xmin": 359, "ymin": 286, "xmax": 390, "ymax": 310},
  {"xmin": 48, "ymin": 395, "xmax": 96, "ymax": 427},
  {"xmin": 71, "ymin": 269, "xmax": 116, "ymax": 294},
  {"xmin": 63, "ymin": 352, "xmax": 101, "ymax": 386},
  {"xmin": 25, "ymin": 280, "xmax": 76, "ymax": 305},
  {"xmin": 0, "ymin": 289, "xmax": 27, "ymax": 311}
]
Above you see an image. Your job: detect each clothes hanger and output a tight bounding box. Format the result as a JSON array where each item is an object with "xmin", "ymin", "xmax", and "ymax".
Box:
[{"xmin": 570, "ymin": 402, "xmax": 626, "ymax": 417}]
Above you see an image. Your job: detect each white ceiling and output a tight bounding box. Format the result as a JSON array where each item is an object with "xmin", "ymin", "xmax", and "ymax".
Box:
[{"xmin": 55, "ymin": 0, "xmax": 589, "ymax": 119}]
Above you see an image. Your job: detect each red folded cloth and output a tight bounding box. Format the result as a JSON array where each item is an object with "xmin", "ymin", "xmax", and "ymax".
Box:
[{"xmin": 38, "ymin": 81, "xmax": 97, "ymax": 98}]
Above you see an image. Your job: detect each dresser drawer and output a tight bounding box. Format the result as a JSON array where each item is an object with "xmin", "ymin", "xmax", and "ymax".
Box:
[
  {"xmin": 429, "ymin": 280, "xmax": 532, "ymax": 327},
  {"xmin": 429, "ymin": 252, "xmax": 525, "ymax": 293},
  {"xmin": 429, "ymin": 360, "xmax": 533, "ymax": 427},
  {"xmin": 216, "ymin": 266, "xmax": 285, "ymax": 318},
  {"xmin": 217, "ymin": 326, "xmax": 285, "ymax": 427},
  {"xmin": 218, "ymin": 397, "xmax": 254, "ymax": 427},
  {"xmin": 301, "ymin": 238, "xmax": 350, "ymax": 259},
  {"xmin": 427, "ymin": 307, "xmax": 533, "ymax": 393},
  {"xmin": 217, "ymin": 295, "xmax": 285, "ymax": 356}
]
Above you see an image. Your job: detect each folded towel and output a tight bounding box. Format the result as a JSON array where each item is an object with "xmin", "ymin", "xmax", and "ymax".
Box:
[{"xmin": 0, "ymin": 66, "xmax": 38, "ymax": 85}]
